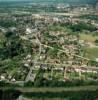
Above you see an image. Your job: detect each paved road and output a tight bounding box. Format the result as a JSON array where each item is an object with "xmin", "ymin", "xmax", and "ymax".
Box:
[{"xmin": 25, "ymin": 29, "xmax": 42, "ymax": 82}]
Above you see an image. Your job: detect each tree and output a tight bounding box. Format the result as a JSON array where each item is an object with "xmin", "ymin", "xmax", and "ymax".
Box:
[
  {"xmin": 0, "ymin": 31, "xmax": 24, "ymax": 59},
  {"xmin": 34, "ymin": 68, "xmax": 45, "ymax": 87},
  {"xmin": 95, "ymin": 39, "xmax": 98, "ymax": 44}
]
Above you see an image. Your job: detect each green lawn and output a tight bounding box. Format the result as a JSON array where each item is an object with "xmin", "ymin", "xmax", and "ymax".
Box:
[
  {"xmin": 80, "ymin": 33, "xmax": 98, "ymax": 42},
  {"xmin": 0, "ymin": 32, "xmax": 6, "ymax": 48},
  {"xmin": 85, "ymin": 47, "xmax": 98, "ymax": 59}
]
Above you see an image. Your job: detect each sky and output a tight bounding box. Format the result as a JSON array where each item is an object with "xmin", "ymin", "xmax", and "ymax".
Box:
[{"xmin": 0, "ymin": 0, "xmax": 32, "ymax": 1}]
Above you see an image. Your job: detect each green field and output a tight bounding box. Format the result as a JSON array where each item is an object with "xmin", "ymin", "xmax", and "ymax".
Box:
[
  {"xmin": 80, "ymin": 33, "xmax": 98, "ymax": 42},
  {"xmin": 79, "ymin": 33, "xmax": 98, "ymax": 59},
  {"xmin": 22, "ymin": 86, "xmax": 98, "ymax": 100},
  {"xmin": 85, "ymin": 47, "xmax": 98, "ymax": 59},
  {"xmin": 1, "ymin": 86, "xmax": 98, "ymax": 100}
]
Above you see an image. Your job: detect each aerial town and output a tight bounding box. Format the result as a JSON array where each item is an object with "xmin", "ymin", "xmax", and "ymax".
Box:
[{"xmin": 0, "ymin": 0, "xmax": 98, "ymax": 100}]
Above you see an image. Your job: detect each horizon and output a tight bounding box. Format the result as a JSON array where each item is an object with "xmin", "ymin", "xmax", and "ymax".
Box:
[{"xmin": 0, "ymin": 0, "xmax": 98, "ymax": 5}]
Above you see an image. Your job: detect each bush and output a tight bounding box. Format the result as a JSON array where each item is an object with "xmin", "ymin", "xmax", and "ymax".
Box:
[{"xmin": 24, "ymin": 81, "xmax": 34, "ymax": 87}]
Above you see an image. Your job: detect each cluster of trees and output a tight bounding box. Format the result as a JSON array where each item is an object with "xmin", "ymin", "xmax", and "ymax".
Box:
[
  {"xmin": 68, "ymin": 22, "xmax": 97, "ymax": 32},
  {"xmin": 49, "ymin": 22, "xmax": 97, "ymax": 33},
  {"xmin": 0, "ymin": 31, "xmax": 25, "ymax": 74},
  {"xmin": 0, "ymin": 20, "xmax": 17, "ymax": 28},
  {"xmin": 0, "ymin": 89, "xmax": 21, "ymax": 100},
  {"xmin": 95, "ymin": 39, "xmax": 98, "ymax": 45},
  {"xmin": 90, "ymin": 60, "xmax": 98, "ymax": 67},
  {"xmin": 0, "ymin": 31, "xmax": 24, "ymax": 59},
  {"xmin": 24, "ymin": 89, "xmax": 98, "ymax": 100},
  {"xmin": 80, "ymin": 15, "xmax": 98, "ymax": 21}
]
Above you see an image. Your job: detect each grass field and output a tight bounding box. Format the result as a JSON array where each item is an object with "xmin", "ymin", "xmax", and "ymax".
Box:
[
  {"xmin": 85, "ymin": 47, "xmax": 98, "ymax": 59},
  {"xmin": 22, "ymin": 86, "xmax": 98, "ymax": 100},
  {"xmin": 80, "ymin": 33, "xmax": 98, "ymax": 42},
  {"xmin": 1, "ymin": 86, "xmax": 98, "ymax": 100},
  {"xmin": 79, "ymin": 33, "xmax": 98, "ymax": 59},
  {"xmin": 1, "ymin": 85, "xmax": 98, "ymax": 93}
]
